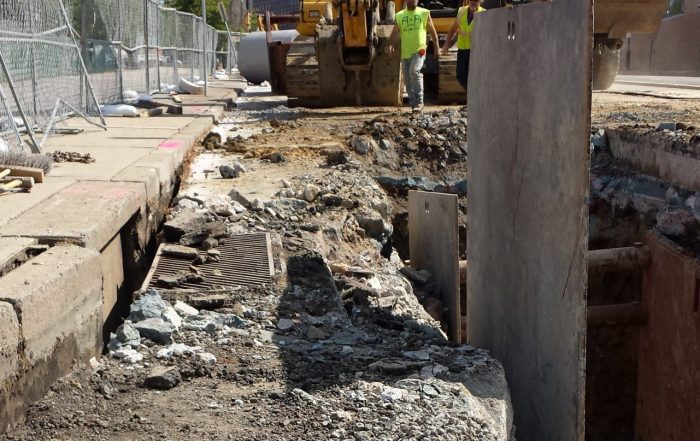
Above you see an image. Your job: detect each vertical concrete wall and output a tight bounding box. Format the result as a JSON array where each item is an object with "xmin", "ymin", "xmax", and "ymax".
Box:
[
  {"xmin": 621, "ymin": 10, "xmax": 700, "ymax": 75},
  {"xmin": 466, "ymin": 2, "xmax": 591, "ymax": 440}
]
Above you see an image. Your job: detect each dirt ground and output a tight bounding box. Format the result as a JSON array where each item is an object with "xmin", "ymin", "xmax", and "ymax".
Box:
[{"xmin": 3, "ymin": 86, "xmax": 699, "ymax": 441}]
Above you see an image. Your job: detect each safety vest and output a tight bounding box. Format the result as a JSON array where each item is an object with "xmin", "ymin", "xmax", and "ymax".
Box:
[
  {"xmin": 396, "ymin": 7, "xmax": 429, "ymax": 60},
  {"xmin": 456, "ymin": 6, "xmax": 485, "ymax": 50}
]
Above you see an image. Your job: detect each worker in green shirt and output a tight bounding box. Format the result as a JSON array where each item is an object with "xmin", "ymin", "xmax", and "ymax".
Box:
[
  {"xmin": 388, "ymin": 0, "xmax": 440, "ymax": 112},
  {"xmin": 441, "ymin": 0, "xmax": 486, "ymax": 96}
]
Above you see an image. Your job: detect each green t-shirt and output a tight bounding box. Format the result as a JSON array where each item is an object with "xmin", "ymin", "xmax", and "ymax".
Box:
[{"xmin": 395, "ymin": 7, "xmax": 429, "ymax": 60}]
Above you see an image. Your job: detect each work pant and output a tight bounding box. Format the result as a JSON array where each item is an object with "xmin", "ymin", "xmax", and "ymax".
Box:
[
  {"xmin": 402, "ymin": 53, "xmax": 425, "ymax": 108},
  {"xmin": 456, "ymin": 49, "xmax": 471, "ymax": 94}
]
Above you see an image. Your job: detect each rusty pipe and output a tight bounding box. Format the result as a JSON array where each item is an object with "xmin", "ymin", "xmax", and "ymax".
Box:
[
  {"xmin": 587, "ymin": 302, "xmax": 648, "ymax": 327},
  {"xmin": 587, "ymin": 245, "xmax": 650, "ymax": 274}
]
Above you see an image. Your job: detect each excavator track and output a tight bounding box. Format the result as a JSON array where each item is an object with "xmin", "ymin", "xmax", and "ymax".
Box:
[
  {"xmin": 437, "ymin": 51, "xmax": 466, "ymax": 104},
  {"xmin": 285, "ymin": 52, "xmax": 321, "ymax": 106}
]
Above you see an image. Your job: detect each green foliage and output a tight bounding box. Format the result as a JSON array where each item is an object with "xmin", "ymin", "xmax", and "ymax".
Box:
[{"xmin": 164, "ymin": 0, "xmax": 231, "ymax": 30}]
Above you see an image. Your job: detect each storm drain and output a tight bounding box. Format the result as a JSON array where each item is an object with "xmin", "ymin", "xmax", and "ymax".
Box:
[{"xmin": 145, "ymin": 233, "xmax": 274, "ymax": 289}]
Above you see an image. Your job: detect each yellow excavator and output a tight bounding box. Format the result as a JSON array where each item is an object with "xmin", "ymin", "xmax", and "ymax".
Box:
[
  {"xmin": 258, "ymin": 0, "xmax": 667, "ymax": 106},
  {"xmin": 262, "ymin": 0, "xmax": 464, "ymax": 106}
]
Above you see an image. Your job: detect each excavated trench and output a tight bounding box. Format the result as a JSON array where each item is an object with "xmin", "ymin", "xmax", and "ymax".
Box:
[{"xmin": 586, "ymin": 124, "xmax": 700, "ymax": 441}]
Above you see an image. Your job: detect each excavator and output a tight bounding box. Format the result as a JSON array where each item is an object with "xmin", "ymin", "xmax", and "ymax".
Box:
[
  {"xmin": 252, "ymin": 0, "xmax": 667, "ymax": 107},
  {"xmin": 260, "ymin": 0, "xmax": 465, "ymax": 107}
]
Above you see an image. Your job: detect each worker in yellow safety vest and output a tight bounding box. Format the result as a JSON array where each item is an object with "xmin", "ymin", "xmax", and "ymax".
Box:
[
  {"xmin": 388, "ymin": 0, "xmax": 440, "ymax": 112},
  {"xmin": 441, "ymin": 0, "xmax": 486, "ymax": 97}
]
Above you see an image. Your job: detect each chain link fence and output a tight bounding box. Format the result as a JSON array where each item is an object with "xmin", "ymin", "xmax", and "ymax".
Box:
[
  {"xmin": 74, "ymin": 0, "xmax": 228, "ymax": 104},
  {"xmin": 0, "ymin": 0, "xmax": 103, "ymax": 153},
  {"xmin": 0, "ymin": 0, "xmax": 242, "ymax": 153}
]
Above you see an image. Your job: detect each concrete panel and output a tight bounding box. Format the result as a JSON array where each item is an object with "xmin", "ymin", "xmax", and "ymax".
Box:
[
  {"xmin": 466, "ymin": 2, "xmax": 591, "ymax": 441},
  {"xmin": 408, "ymin": 191, "xmax": 460, "ymax": 342},
  {"xmin": 0, "ymin": 245, "xmax": 102, "ymax": 363},
  {"xmin": 0, "ymin": 302, "xmax": 20, "ymax": 384},
  {"xmin": 635, "ymin": 232, "xmax": 700, "ymax": 441},
  {"xmin": 100, "ymin": 234, "xmax": 125, "ymax": 324},
  {"xmin": 0, "ymin": 181, "xmax": 144, "ymax": 250}
]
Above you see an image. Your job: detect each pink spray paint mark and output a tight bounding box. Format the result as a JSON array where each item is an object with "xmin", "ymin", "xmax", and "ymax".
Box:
[{"xmin": 159, "ymin": 139, "xmax": 185, "ymax": 150}]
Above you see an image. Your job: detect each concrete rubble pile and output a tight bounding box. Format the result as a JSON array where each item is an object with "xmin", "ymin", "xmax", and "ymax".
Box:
[{"xmin": 6, "ymin": 101, "xmax": 514, "ymax": 440}]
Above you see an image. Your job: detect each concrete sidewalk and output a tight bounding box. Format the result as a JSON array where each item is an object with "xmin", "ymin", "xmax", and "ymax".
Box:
[{"xmin": 0, "ymin": 78, "xmax": 244, "ymax": 430}]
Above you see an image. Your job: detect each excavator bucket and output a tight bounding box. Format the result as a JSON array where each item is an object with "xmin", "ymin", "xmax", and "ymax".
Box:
[{"xmin": 286, "ymin": 24, "xmax": 402, "ymax": 107}]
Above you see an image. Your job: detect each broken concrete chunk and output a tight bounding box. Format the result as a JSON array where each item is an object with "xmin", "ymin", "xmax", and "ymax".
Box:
[
  {"xmin": 303, "ymin": 184, "xmax": 320, "ymax": 202},
  {"xmin": 116, "ymin": 322, "xmax": 140, "ymax": 343},
  {"xmin": 262, "ymin": 151, "xmax": 285, "ymax": 163},
  {"xmin": 161, "ymin": 244, "xmax": 199, "ymax": 260},
  {"xmin": 157, "ymin": 271, "xmax": 204, "ymax": 288},
  {"xmin": 402, "ymin": 350, "xmax": 431, "ymax": 361},
  {"xmin": 144, "ymin": 366, "xmax": 182, "ymax": 390},
  {"xmin": 351, "ymin": 135, "xmax": 377, "ymax": 155},
  {"xmin": 163, "ymin": 209, "xmax": 207, "ymax": 241},
  {"xmin": 128, "ymin": 289, "xmax": 169, "ymax": 322},
  {"xmin": 277, "ymin": 318, "xmax": 295, "ymax": 331},
  {"xmin": 196, "ymin": 352, "xmax": 217, "ymax": 365},
  {"xmin": 228, "ymin": 189, "xmax": 253, "ymax": 209},
  {"xmin": 219, "ymin": 164, "xmax": 245, "ymax": 179},
  {"xmin": 134, "ymin": 318, "xmax": 176, "ymax": 345},
  {"xmin": 174, "ymin": 300, "xmax": 199, "ymax": 317}
]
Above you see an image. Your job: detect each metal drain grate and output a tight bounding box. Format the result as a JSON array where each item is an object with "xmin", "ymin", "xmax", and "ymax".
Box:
[{"xmin": 144, "ymin": 233, "xmax": 274, "ymax": 290}]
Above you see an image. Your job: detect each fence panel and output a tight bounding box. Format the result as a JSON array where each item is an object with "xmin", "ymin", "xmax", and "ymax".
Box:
[{"xmin": 0, "ymin": 0, "xmax": 224, "ymax": 151}]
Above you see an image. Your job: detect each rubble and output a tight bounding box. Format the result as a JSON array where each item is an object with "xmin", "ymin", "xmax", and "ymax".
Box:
[{"xmin": 8, "ymin": 103, "xmax": 514, "ymax": 441}]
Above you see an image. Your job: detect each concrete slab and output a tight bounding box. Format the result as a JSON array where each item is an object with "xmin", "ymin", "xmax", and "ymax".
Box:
[
  {"xmin": 112, "ymin": 165, "xmax": 160, "ymax": 202},
  {"xmin": 131, "ymin": 150, "xmax": 178, "ymax": 193},
  {"xmin": 42, "ymin": 146, "xmax": 153, "ymax": 180},
  {"xmin": 43, "ymin": 126, "xmax": 178, "ymax": 149},
  {"xmin": 467, "ymin": 2, "xmax": 591, "ymax": 440},
  {"xmin": 0, "ymin": 245, "xmax": 102, "ymax": 429},
  {"xmin": 0, "ymin": 302, "xmax": 20, "ymax": 384},
  {"xmin": 0, "ymin": 177, "xmax": 77, "ymax": 229},
  {"xmin": 0, "ymin": 181, "xmax": 144, "ymax": 250},
  {"xmin": 0, "ymin": 245, "xmax": 102, "ymax": 364},
  {"xmin": 55, "ymin": 115, "xmax": 199, "ymax": 130}
]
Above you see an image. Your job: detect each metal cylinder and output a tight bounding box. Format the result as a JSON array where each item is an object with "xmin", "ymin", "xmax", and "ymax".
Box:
[{"xmin": 238, "ymin": 30, "xmax": 299, "ymax": 84}]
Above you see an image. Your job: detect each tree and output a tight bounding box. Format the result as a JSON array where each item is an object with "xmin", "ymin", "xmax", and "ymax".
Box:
[{"xmin": 164, "ymin": 0, "xmax": 231, "ymax": 30}]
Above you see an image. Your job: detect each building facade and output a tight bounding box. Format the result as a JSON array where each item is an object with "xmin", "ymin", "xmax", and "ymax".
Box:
[{"xmin": 620, "ymin": 0, "xmax": 700, "ymax": 75}]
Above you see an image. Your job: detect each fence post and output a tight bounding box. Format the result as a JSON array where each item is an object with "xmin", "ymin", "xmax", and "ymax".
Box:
[
  {"xmin": 173, "ymin": 11, "xmax": 179, "ymax": 84},
  {"xmin": 201, "ymin": 0, "xmax": 208, "ymax": 96},
  {"xmin": 28, "ymin": 0, "xmax": 39, "ymax": 117},
  {"xmin": 144, "ymin": 0, "xmax": 150, "ymax": 92},
  {"xmin": 191, "ymin": 15, "xmax": 196, "ymax": 81},
  {"xmin": 155, "ymin": 2, "xmax": 161, "ymax": 90},
  {"xmin": 118, "ymin": 0, "xmax": 124, "ymax": 102}
]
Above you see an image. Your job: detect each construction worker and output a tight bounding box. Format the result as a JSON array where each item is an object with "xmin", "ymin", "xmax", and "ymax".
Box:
[
  {"xmin": 441, "ymin": 0, "xmax": 486, "ymax": 96},
  {"xmin": 388, "ymin": 0, "xmax": 440, "ymax": 112}
]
